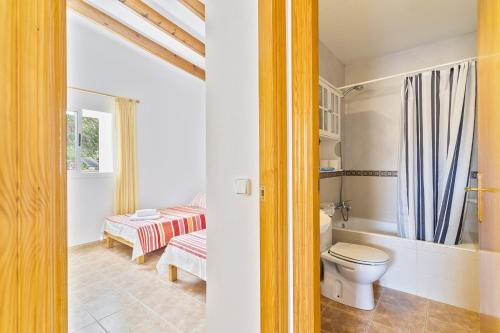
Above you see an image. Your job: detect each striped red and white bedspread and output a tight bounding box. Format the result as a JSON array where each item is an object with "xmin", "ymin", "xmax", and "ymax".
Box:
[
  {"xmin": 156, "ymin": 229, "xmax": 207, "ymax": 280},
  {"xmin": 104, "ymin": 206, "xmax": 206, "ymax": 259},
  {"xmin": 169, "ymin": 229, "xmax": 207, "ymax": 259}
]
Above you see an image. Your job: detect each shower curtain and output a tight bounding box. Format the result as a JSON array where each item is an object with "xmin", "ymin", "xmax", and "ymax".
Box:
[{"xmin": 397, "ymin": 61, "xmax": 476, "ymax": 245}]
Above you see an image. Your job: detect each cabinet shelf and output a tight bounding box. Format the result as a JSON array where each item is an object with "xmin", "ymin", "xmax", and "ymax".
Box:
[{"xmin": 319, "ymin": 130, "xmax": 340, "ymax": 141}]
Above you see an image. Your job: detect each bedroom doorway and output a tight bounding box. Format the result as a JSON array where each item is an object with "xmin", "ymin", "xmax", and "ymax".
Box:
[{"xmin": 66, "ymin": 0, "xmax": 208, "ymax": 332}]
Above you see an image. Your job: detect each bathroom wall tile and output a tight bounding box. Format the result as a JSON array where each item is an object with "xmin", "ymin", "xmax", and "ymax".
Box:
[
  {"xmin": 416, "ymin": 248, "xmax": 447, "ymax": 279},
  {"xmin": 343, "ymin": 94, "xmax": 400, "ymax": 171},
  {"xmin": 342, "ymin": 177, "xmax": 398, "ymax": 223},
  {"xmin": 444, "ymin": 279, "xmax": 479, "ymax": 313},
  {"xmin": 379, "ymin": 267, "xmax": 417, "ymax": 296},
  {"xmin": 332, "ymin": 230, "xmax": 363, "ymax": 245},
  {"xmin": 320, "ymin": 177, "xmax": 341, "ymax": 203},
  {"xmin": 480, "ymin": 251, "xmax": 500, "ymax": 318},
  {"xmin": 415, "ymin": 275, "xmax": 448, "ymax": 304},
  {"xmin": 412, "ymin": 242, "xmax": 480, "ymax": 312}
]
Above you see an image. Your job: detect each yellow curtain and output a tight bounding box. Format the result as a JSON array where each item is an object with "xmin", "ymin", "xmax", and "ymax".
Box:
[{"xmin": 114, "ymin": 97, "xmax": 138, "ymax": 214}]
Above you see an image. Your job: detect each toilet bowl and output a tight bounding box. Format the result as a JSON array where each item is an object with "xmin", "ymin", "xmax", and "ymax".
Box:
[
  {"xmin": 321, "ymin": 242, "xmax": 389, "ymax": 310},
  {"xmin": 320, "ymin": 209, "xmax": 333, "ymax": 253}
]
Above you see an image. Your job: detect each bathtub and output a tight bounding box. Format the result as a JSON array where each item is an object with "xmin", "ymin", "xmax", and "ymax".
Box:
[{"xmin": 331, "ymin": 217, "xmax": 479, "ymax": 312}]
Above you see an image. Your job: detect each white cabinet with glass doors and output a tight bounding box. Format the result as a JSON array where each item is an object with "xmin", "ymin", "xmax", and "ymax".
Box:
[{"xmin": 319, "ymin": 78, "xmax": 341, "ymax": 141}]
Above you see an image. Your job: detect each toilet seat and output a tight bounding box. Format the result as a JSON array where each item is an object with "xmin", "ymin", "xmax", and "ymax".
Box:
[{"xmin": 327, "ymin": 242, "xmax": 389, "ymax": 266}]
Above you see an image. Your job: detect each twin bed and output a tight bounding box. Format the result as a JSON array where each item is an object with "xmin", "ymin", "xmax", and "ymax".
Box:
[{"xmin": 103, "ymin": 195, "xmax": 207, "ymax": 281}]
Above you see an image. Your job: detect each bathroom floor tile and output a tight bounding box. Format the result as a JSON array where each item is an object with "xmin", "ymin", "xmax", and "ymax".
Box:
[
  {"xmin": 371, "ymin": 299, "xmax": 426, "ymax": 332},
  {"xmin": 322, "ymin": 285, "xmax": 479, "ymax": 333},
  {"xmin": 427, "ymin": 300, "xmax": 479, "ymax": 332},
  {"xmin": 366, "ymin": 321, "xmax": 408, "ymax": 333}
]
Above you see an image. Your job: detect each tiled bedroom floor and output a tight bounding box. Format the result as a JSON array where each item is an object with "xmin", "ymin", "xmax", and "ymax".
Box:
[
  {"xmin": 68, "ymin": 242, "xmax": 206, "ymax": 333},
  {"xmin": 321, "ymin": 284, "xmax": 480, "ymax": 333}
]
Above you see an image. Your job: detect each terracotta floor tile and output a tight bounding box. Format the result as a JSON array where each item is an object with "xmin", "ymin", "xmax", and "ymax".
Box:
[
  {"xmin": 427, "ymin": 300, "xmax": 479, "ymax": 332},
  {"xmin": 367, "ymin": 321, "xmax": 408, "ymax": 333},
  {"xmin": 372, "ymin": 298, "xmax": 427, "ymax": 332},
  {"xmin": 426, "ymin": 317, "xmax": 476, "ymax": 333},
  {"xmin": 322, "ymin": 302, "xmax": 371, "ymax": 333},
  {"xmin": 321, "ymin": 286, "xmax": 481, "ymax": 333}
]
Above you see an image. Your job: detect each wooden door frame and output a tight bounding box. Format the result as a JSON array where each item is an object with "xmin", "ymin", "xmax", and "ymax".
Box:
[
  {"xmin": 259, "ymin": 0, "xmax": 288, "ymax": 332},
  {"xmin": 259, "ymin": 0, "xmax": 319, "ymax": 331},
  {"xmin": 291, "ymin": 0, "xmax": 320, "ymax": 332},
  {"xmin": 1, "ymin": 0, "xmax": 67, "ymax": 331}
]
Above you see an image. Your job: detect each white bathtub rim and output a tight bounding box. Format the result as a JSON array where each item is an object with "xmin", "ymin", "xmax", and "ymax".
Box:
[{"xmin": 332, "ymin": 217, "xmax": 479, "ymax": 253}]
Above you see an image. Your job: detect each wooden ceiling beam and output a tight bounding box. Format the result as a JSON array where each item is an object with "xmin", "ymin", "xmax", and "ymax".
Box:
[
  {"xmin": 68, "ymin": 0, "xmax": 205, "ymax": 80},
  {"xmin": 179, "ymin": 0, "xmax": 205, "ymax": 21},
  {"xmin": 119, "ymin": 0, "xmax": 205, "ymax": 56}
]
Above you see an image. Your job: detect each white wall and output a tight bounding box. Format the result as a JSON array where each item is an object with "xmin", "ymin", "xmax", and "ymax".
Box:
[
  {"xmin": 67, "ymin": 12, "xmax": 206, "ymax": 246},
  {"xmin": 345, "ymin": 32, "xmax": 477, "ymax": 84},
  {"xmin": 205, "ymin": 0, "xmax": 260, "ymax": 332},
  {"xmin": 319, "ymin": 41, "xmax": 345, "ymax": 87},
  {"xmin": 341, "ymin": 33, "xmax": 476, "ymax": 224}
]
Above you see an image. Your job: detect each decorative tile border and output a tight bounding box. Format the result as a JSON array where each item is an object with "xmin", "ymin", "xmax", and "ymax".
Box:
[
  {"xmin": 319, "ymin": 170, "xmax": 343, "ymax": 179},
  {"xmin": 321, "ymin": 169, "xmax": 477, "ymax": 180},
  {"xmin": 344, "ymin": 170, "xmax": 398, "ymax": 177},
  {"xmin": 319, "ymin": 170, "xmax": 398, "ymax": 179}
]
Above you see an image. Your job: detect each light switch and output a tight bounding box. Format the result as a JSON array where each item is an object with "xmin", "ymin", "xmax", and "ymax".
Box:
[{"xmin": 234, "ymin": 178, "xmax": 251, "ymax": 195}]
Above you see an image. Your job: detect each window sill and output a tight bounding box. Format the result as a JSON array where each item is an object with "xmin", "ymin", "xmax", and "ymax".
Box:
[{"xmin": 67, "ymin": 171, "xmax": 115, "ymax": 180}]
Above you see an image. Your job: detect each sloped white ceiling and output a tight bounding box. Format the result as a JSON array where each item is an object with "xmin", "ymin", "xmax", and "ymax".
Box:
[
  {"xmin": 319, "ymin": 0, "xmax": 476, "ymax": 65},
  {"xmin": 84, "ymin": 0, "xmax": 205, "ymax": 69}
]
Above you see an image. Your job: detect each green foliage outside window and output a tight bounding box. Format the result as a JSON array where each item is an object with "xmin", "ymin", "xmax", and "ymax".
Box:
[
  {"xmin": 67, "ymin": 113, "xmax": 76, "ymax": 170},
  {"xmin": 81, "ymin": 117, "xmax": 99, "ymax": 171},
  {"xmin": 66, "ymin": 113, "xmax": 100, "ymax": 172}
]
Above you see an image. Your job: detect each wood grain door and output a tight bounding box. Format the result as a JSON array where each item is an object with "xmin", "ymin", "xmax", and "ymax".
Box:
[
  {"xmin": 0, "ymin": 1, "xmax": 67, "ymax": 331},
  {"xmin": 477, "ymin": 1, "xmax": 500, "ymax": 331}
]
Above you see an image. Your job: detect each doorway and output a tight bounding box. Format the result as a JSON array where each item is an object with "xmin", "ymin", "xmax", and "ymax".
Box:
[{"xmin": 293, "ymin": 0, "xmax": 500, "ymax": 332}]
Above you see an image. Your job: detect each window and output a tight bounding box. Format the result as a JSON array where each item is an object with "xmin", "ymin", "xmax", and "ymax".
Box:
[{"xmin": 66, "ymin": 109, "xmax": 113, "ymax": 174}]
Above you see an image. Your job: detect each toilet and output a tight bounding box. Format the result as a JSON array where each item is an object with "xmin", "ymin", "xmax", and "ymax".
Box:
[{"xmin": 319, "ymin": 211, "xmax": 390, "ymax": 310}]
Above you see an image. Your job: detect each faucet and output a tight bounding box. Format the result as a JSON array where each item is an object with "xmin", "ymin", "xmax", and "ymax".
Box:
[
  {"xmin": 334, "ymin": 200, "xmax": 351, "ymax": 222},
  {"xmin": 334, "ymin": 200, "xmax": 351, "ymax": 211}
]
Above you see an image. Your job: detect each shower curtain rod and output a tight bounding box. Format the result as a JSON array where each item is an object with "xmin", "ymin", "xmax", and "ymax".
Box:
[
  {"xmin": 68, "ymin": 86, "xmax": 140, "ymax": 103},
  {"xmin": 338, "ymin": 56, "xmax": 478, "ymax": 91}
]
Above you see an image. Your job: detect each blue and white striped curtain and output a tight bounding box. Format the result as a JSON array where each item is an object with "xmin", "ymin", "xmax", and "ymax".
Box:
[{"xmin": 397, "ymin": 61, "xmax": 476, "ymax": 245}]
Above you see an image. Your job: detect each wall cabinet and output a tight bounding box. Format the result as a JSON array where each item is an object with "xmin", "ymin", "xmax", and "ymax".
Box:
[{"xmin": 319, "ymin": 78, "xmax": 341, "ymax": 141}]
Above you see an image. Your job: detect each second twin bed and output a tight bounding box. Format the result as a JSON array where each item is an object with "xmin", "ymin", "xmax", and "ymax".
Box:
[{"xmin": 102, "ymin": 193, "xmax": 208, "ymax": 282}]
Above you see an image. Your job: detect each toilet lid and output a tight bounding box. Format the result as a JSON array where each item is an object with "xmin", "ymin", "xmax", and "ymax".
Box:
[{"xmin": 328, "ymin": 242, "xmax": 389, "ymax": 265}]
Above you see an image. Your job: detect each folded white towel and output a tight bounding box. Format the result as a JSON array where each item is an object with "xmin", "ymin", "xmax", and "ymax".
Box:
[
  {"xmin": 135, "ymin": 209, "xmax": 158, "ymax": 217},
  {"xmin": 129, "ymin": 214, "xmax": 161, "ymax": 221}
]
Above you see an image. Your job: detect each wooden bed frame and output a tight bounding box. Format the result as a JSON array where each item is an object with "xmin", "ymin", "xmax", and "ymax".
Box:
[
  {"xmin": 103, "ymin": 231, "xmax": 145, "ymax": 264},
  {"xmin": 167, "ymin": 265, "xmax": 178, "ymax": 281}
]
